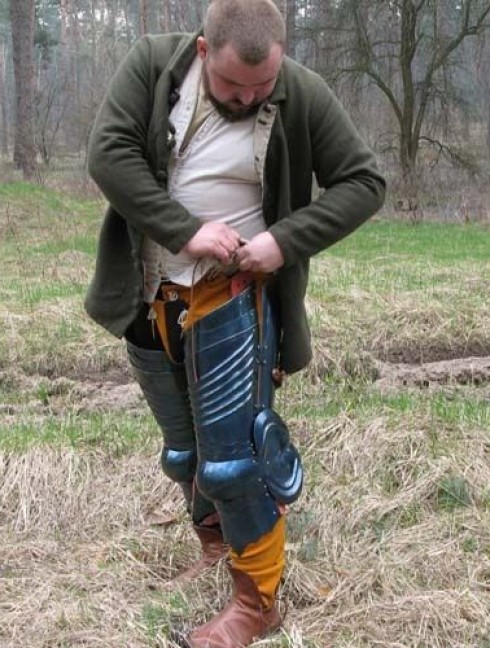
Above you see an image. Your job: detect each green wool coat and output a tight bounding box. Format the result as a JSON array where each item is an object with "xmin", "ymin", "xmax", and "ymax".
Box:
[{"xmin": 85, "ymin": 33, "xmax": 386, "ymax": 374}]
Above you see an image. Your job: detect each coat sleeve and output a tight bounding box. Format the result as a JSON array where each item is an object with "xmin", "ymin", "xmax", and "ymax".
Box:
[
  {"xmin": 268, "ymin": 77, "xmax": 386, "ymax": 266},
  {"xmin": 87, "ymin": 37, "xmax": 201, "ymax": 254}
]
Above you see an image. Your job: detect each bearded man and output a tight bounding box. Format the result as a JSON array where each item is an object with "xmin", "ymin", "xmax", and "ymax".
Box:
[{"xmin": 85, "ymin": 1, "xmax": 386, "ymax": 646}]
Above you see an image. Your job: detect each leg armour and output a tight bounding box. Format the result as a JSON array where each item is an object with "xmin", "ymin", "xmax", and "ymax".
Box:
[
  {"xmin": 126, "ymin": 340, "xmax": 217, "ymax": 524},
  {"xmin": 185, "ymin": 284, "xmax": 303, "ymax": 554}
]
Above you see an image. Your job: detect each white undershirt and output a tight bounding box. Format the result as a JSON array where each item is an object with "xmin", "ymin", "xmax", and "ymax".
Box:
[{"xmin": 142, "ymin": 57, "xmax": 266, "ymax": 296}]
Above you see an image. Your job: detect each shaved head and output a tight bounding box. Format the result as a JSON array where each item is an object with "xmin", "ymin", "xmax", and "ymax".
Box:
[{"xmin": 204, "ymin": 0, "xmax": 286, "ymax": 65}]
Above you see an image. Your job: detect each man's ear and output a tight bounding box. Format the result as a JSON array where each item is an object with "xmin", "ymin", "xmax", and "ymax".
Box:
[{"xmin": 196, "ymin": 36, "xmax": 208, "ymax": 60}]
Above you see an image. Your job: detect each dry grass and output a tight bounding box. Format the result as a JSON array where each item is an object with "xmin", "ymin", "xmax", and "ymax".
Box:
[
  {"xmin": 307, "ymin": 257, "xmax": 490, "ymax": 368},
  {"xmin": 0, "ymin": 297, "xmax": 126, "ymax": 381},
  {"xmin": 1, "ymin": 412, "xmax": 489, "ymax": 647}
]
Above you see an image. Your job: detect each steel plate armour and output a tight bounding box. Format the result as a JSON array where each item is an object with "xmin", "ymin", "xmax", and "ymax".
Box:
[
  {"xmin": 126, "ymin": 340, "xmax": 216, "ymax": 523},
  {"xmin": 185, "ymin": 285, "xmax": 303, "ymax": 553}
]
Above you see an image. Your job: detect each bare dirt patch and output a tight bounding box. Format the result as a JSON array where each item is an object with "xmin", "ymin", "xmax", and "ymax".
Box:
[
  {"xmin": 70, "ymin": 363, "xmax": 133, "ymax": 385},
  {"xmin": 373, "ymin": 340, "xmax": 490, "ymax": 365},
  {"xmin": 72, "ymin": 380, "xmax": 144, "ymax": 413},
  {"xmin": 0, "ymin": 365, "xmax": 145, "ymax": 424},
  {"xmin": 374, "ymin": 355, "xmax": 490, "ymax": 394}
]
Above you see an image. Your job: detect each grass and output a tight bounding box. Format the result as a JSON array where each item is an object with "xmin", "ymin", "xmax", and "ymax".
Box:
[
  {"xmin": 0, "ymin": 412, "xmax": 159, "ymax": 454},
  {"xmin": 1, "ymin": 181, "xmax": 489, "ymax": 647},
  {"xmin": 285, "ymin": 378, "xmax": 490, "ymax": 425},
  {"xmin": 328, "ymin": 218, "xmax": 490, "ymax": 261}
]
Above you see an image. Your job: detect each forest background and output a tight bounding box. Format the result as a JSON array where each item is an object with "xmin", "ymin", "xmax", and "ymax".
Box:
[{"xmin": 3, "ymin": 0, "xmax": 490, "ymax": 214}]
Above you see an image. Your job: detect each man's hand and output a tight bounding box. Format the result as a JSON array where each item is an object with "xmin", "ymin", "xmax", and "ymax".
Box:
[
  {"xmin": 182, "ymin": 221, "xmax": 241, "ymax": 264},
  {"xmin": 235, "ymin": 231, "xmax": 284, "ymax": 273}
]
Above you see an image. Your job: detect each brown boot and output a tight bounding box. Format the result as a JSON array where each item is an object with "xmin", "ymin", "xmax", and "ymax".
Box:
[
  {"xmin": 181, "ymin": 565, "xmax": 282, "ymax": 648},
  {"xmin": 172, "ymin": 525, "xmax": 228, "ymax": 585}
]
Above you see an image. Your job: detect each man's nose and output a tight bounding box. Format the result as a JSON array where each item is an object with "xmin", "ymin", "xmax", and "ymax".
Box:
[{"xmin": 237, "ymin": 88, "xmax": 255, "ymax": 106}]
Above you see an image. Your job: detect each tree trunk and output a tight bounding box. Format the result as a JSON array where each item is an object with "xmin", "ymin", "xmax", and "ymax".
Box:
[
  {"xmin": 284, "ymin": 0, "xmax": 297, "ymax": 58},
  {"xmin": 59, "ymin": 0, "xmax": 69, "ymax": 78},
  {"xmin": 0, "ymin": 40, "xmax": 8, "ymax": 156},
  {"xmin": 123, "ymin": 2, "xmax": 134, "ymax": 47},
  {"xmin": 10, "ymin": 0, "xmax": 37, "ymax": 178},
  {"xmin": 159, "ymin": 0, "xmax": 171, "ymax": 32},
  {"xmin": 106, "ymin": 0, "xmax": 119, "ymax": 72},
  {"xmin": 476, "ymin": 33, "xmax": 490, "ymax": 160},
  {"xmin": 69, "ymin": 0, "xmax": 83, "ymax": 150},
  {"xmin": 139, "ymin": 0, "xmax": 149, "ymax": 36},
  {"xmin": 90, "ymin": 0, "xmax": 98, "ymax": 106},
  {"xmin": 399, "ymin": 0, "xmax": 417, "ymax": 185}
]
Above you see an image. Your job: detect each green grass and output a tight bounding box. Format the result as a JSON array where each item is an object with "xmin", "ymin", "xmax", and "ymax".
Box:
[
  {"xmin": 0, "ymin": 182, "xmax": 101, "ymax": 311},
  {"xmin": 140, "ymin": 592, "xmax": 191, "ymax": 644},
  {"xmin": 32, "ymin": 234, "xmax": 97, "ymax": 256},
  {"xmin": 0, "ymin": 181, "xmax": 101, "ymax": 219},
  {"xmin": 3, "ymin": 280, "xmax": 87, "ymax": 306},
  {"xmin": 328, "ymin": 219, "xmax": 490, "ymax": 262},
  {"xmin": 285, "ymin": 375, "xmax": 490, "ymax": 426},
  {"xmin": 0, "ymin": 411, "xmax": 160, "ymax": 454},
  {"xmin": 0, "ymin": 183, "xmax": 101, "ymax": 254},
  {"xmin": 309, "ymin": 219, "xmax": 490, "ymax": 302},
  {"xmin": 437, "ymin": 475, "xmax": 472, "ymax": 511}
]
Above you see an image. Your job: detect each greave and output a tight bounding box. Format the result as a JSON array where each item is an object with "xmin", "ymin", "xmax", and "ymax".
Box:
[{"xmin": 126, "ymin": 340, "xmax": 217, "ymax": 524}]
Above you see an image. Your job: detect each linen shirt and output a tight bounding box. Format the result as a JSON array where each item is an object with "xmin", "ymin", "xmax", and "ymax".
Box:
[{"xmin": 142, "ymin": 57, "xmax": 269, "ymax": 296}]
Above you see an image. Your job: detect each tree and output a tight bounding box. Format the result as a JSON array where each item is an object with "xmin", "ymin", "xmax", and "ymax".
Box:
[
  {"xmin": 139, "ymin": 0, "xmax": 149, "ymax": 35},
  {"xmin": 331, "ymin": 0, "xmax": 490, "ymax": 192},
  {"xmin": 476, "ymin": 30, "xmax": 490, "ymax": 159},
  {"xmin": 0, "ymin": 38, "xmax": 7, "ymax": 156},
  {"xmin": 10, "ymin": 0, "xmax": 37, "ymax": 178},
  {"xmin": 159, "ymin": 0, "xmax": 170, "ymax": 32}
]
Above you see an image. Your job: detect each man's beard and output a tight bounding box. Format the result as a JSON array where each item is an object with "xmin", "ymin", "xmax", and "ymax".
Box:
[{"xmin": 201, "ymin": 65, "xmax": 261, "ymax": 122}]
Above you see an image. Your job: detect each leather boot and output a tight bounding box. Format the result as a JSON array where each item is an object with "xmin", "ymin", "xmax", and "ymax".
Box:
[
  {"xmin": 172, "ymin": 525, "xmax": 228, "ymax": 585},
  {"xmin": 181, "ymin": 565, "xmax": 282, "ymax": 648}
]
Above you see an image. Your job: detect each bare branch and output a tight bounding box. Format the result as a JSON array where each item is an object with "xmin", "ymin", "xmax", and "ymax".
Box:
[{"xmin": 420, "ymin": 135, "xmax": 480, "ymax": 173}]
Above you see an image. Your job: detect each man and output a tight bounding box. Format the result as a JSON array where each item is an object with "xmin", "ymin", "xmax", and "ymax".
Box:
[{"xmin": 85, "ymin": 0, "xmax": 386, "ymax": 646}]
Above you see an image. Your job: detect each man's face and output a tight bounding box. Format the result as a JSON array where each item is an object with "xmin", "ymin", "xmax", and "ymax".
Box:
[{"xmin": 197, "ymin": 37, "xmax": 283, "ymax": 121}]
